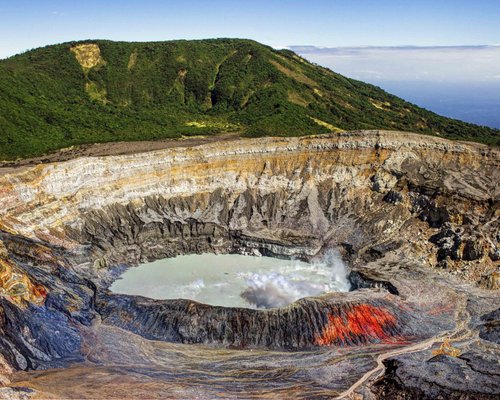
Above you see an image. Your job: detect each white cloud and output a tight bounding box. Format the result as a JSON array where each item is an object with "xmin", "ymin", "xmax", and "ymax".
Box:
[{"xmin": 289, "ymin": 45, "xmax": 500, "ymax": 83}]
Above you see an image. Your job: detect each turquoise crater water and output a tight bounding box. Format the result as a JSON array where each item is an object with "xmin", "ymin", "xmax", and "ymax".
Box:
[{"xmin": 110, "ymin": 253, "xmax": 350, "ymax": 309}]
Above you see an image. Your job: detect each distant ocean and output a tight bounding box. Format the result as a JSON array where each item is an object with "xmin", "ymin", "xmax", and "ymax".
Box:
[
  {"xmin": 292, "ymin": 46, "xmax": 500, "ymax": 130},
  {"xmin": 373, "ymin": 81, "xmax": 500, "ymax": 129}
]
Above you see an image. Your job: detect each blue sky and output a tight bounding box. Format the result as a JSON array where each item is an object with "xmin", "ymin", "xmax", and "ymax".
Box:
[{"xmin": 1, "ymin": 0, "xmax": 499, "ymax": 58}]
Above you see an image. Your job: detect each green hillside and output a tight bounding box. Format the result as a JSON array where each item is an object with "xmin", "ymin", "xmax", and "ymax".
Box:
[{"xmin": 0, "ymin": 38, "xmax": 498, "ymax": 159}]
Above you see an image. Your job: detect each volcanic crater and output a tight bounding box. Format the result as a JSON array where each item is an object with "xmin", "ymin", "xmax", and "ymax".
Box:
[{"xmin": 0, "ymin": 131, "xmax": 499, "ymax": 399}]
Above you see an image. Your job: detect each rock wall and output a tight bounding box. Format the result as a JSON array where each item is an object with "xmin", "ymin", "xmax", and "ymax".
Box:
[
  {"xmin": 1, "ymin": 130, "xmax": 497, "ymax": 283},
  {"xmin": 96, "ymin": 291, "xmax": 416, "ymax": 349}
]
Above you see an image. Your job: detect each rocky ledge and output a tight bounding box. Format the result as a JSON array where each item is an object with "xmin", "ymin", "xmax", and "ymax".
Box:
[{"xmin": 0, "ymin": 130, "xmax": 498, "ymax": 398}]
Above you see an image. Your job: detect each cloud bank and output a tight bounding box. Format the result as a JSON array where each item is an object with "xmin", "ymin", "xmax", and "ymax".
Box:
[{"xmin": 289, "ymin": 45, "xmax": 500, "ymax": 83}]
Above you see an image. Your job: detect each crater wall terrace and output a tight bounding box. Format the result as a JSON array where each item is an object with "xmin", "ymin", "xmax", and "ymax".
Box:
[{"xmin": 1, "ymin": 130, "xmax": 498, "ymax": 282}]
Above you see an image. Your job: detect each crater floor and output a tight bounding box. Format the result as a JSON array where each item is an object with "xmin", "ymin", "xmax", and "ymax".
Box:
[
  {"xmin": 0, "ymin": 131, "xmax": 498, "ymax": 399},
  {"xmin": 109, "ymin": 253, "xmax": 350, "ymax": 309}
]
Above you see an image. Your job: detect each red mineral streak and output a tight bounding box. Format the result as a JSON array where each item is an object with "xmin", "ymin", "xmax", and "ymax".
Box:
[
  {"xmin": 315, "ymin": 304, "xmax": 398, "ymax": 346},
  {"xmin": 427, "ymin": 303, "xmax": 455, "ymax": 315},
  {"xmin": 33, "ymin": 284, "xmax": 48, "ymax": 300}
]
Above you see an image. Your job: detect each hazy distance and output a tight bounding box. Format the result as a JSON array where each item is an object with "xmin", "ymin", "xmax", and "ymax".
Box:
[{"xmin": 292, "ymin": 45, "xmax": 500, "ymax": 129}]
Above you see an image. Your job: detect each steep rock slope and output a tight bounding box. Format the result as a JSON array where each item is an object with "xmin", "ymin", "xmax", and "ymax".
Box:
[{"xmin": 1, "ymin": 130, "xmax": 497, "ymax": 284}]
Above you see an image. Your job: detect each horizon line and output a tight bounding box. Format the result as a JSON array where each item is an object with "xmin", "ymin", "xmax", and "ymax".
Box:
[{"xmin": 2, "ymin": 38, "xmax": 500, "ymax": 59}]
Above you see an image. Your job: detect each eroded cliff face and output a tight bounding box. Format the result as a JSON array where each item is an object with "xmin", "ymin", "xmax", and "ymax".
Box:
[
  {"xmin": 0, "ymin": 131, "xmax": 498, "ymax": 398},
  {"xmin": 1, "ymin": 130, "xmax": 498, "ymax": 282}
]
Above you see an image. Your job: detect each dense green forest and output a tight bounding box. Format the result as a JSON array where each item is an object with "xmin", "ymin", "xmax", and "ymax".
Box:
[{"xmin": 0, "ymin": 38, "xmax": 498, "ymax": 159}]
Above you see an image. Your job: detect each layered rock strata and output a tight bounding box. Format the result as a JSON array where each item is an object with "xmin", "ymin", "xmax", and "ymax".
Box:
[{"xmin": 0, "ymin": 130, "xmax": 498, "ymax": 398}]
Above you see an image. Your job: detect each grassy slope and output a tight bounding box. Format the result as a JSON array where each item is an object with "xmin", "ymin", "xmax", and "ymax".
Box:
[{"xmin": 0, "ymin": 38, "xmax": 498, "ymax": 159}]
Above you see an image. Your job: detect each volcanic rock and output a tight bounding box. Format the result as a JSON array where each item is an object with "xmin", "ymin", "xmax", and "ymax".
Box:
[{"xmin": 0, "ymin": 131, "xmax": 498, "ymax": 398}]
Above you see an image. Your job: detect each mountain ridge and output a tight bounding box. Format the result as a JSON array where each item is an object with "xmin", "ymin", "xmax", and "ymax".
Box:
[{"xmin": 0, "ymin": 38, "xmax": 498, "ymax": 159}]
